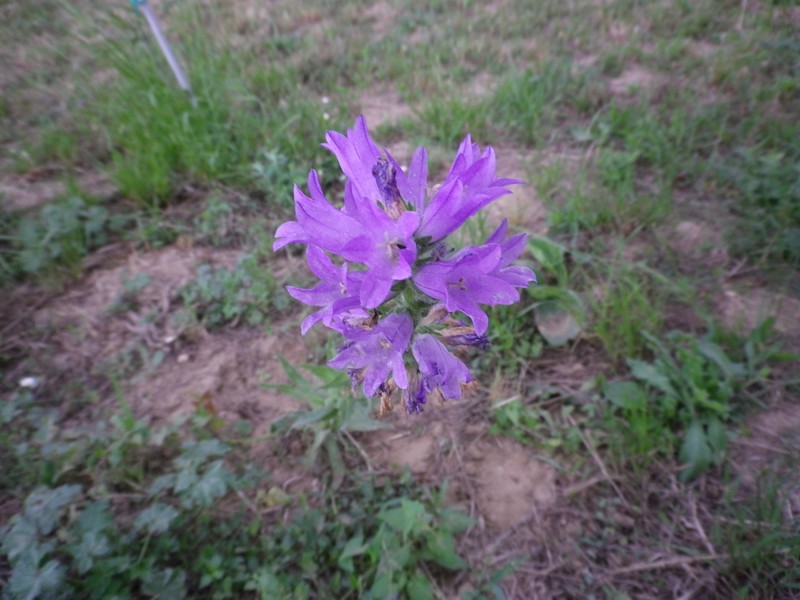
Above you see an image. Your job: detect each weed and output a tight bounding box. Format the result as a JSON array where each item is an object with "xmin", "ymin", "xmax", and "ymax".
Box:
[
  {"xmin": 475, "ymin": 303, "xmax": 543, "ymax": 380},
  {"xmin": 716, "ymin": 146, "xmax": 800, "ymax": 265},
  {"xmin": 544, "ymin": 148, "xmax": 672, "ymax": 237},
  {"xmin": 715, "ymin": 474, "xmax": 800, "ymax": 598},
  {"xmin": 589, "ymin": 258, "xmax": 671, "ymax": 364},
  {"xmin": 1, "ymin": 193, "xmax": 124, "ymax": 284},
  {"xmin": 71, "ymin": 5, "xmax": 338, "ymax": 209},
  {"xmin": 178, "ymin": 254, "xmax": 286, "ymax": 328},
  {"xmin": 106, "ymin": 272, "xmax": 152, "ymax": 314},
  {"xmin": 490, "ymin": 392, "xmax": 587, "ymax": 456},
  {"xmin": 251, "ymin": 148, "xmax": 309, "ymax": 214},
  {"xmin": 193, "ymin": 196, "xmax": 234, "ymax": 248},
  {"xmin": 526, "ymin": 235, "xmax": 587, "ymax": 347},
  {"xmin": 602, "ymin": 320, "xmax": 788, "ymax": 479},
  {"xmin": 270, "ymin": 361, "xmax": 390, "ymax": 488}
]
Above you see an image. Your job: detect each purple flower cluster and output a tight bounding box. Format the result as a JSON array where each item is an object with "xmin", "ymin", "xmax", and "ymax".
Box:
[{"xmin": 274, "ymin": 116, "xmax": 536, "ymax": 413}]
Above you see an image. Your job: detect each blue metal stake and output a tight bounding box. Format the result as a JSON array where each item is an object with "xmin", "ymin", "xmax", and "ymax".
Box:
[{"xmin": 130, "ymin": 0, "xmax": 194, "ymax": 100}]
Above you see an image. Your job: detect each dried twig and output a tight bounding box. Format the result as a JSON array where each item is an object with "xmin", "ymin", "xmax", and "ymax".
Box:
[
  {"xmin": 688, "ymin": 493, "xmax": 716, "ymax": 556},
  {"xmin": 730, "ymin": 437, "xmax": 792, "ymax": 456},
  {"xmin": 235, "ymin": 489, "xmax": 261, "ymax": 517},
  {"xmin": 609, "ymin": 554, "xmax": 726, "ymax": 576},
  {"xmin": 736, "ymin": 0, "xmax": 748, "ymax": 31},
  {"xmin": 567, "ymin": 414, "xmax": 628, "ymax": 505},
  {"xmin": 562, "ymin": 474, "xmax": 612, "ymax": 497},
  {"xmin": 342, "ymin": 429, "xmax": 373, "ymax": 471}
]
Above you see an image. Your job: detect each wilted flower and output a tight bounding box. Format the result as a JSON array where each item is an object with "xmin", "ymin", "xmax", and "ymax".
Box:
[{"xmin": 274, "ymin": 116, "xmax": 535, "ymax": 413}]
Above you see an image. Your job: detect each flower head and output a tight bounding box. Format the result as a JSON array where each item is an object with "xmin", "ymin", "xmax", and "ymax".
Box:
[{"xmin": 274, "ymin": 116, "xmax": 535, "ymax": 413}]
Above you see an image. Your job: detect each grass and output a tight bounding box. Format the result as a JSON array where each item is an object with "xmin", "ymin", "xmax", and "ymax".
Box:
[
  {"xmin": 588, "ymin": 257, "xmax": 673, "ymax": 364},
  {"xmin": 1, "ymin": 0, "xmax": 799, "ymax": 597}
]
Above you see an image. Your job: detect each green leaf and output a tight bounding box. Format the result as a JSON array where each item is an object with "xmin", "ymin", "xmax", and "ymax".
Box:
[
  {"xmin": 341, "ymin": 404, "xmax": 393, "ymax": 432},
  {"xmin": 424, "ymin": 531, "xmax": 467, "ymax": 570},
  {"xmin": 141, "ymin": 567, "xmax": 187, "ymax": 600},
  {"xmin": 369, "ymin": 573, "xmax": 395, "ymax": 600},
  {"xmin": 679, "ymin": 421, "xmax": 712, "ymax": 482},
  {"xmin": 183, "ymin": 461, "xmax": 231, "ymax": 508},
  {"xmin": 706, "ymin": 418, "xmax": 728, "ymax": 464},
  {"xmin": 24, "ymin": 484, "xmax": 82, "ymax": 535},
  {"xmin": 337, "ymin": 534, "xmax": 365, "ymax": 573},
  {"xmin": 75, "ymin": 501, "xmax": 113, "ymax": 535},
  {"xmin": 405, "ymin": 569, "xmax": 435, "ymax": 600},
  {"xmin": 324, "ymin": 435, "xmax": 346, "ymax": 491},
  {"xmin": 150, "ymin": 473, "xmax": 177, "ymax": 496},
  {"xmin": 527, "ymin": 236, "xmax": 567, "ymax": 284},
  {"xmin": 289, "ymin": 406, "xmax": 337, "ymax": 430},
  {"xmin": 604, "ymin": 381, "xmax": 646, "ymax": 411},
  {"xmin": 8, "ymin": 554, "xmax": 65, "ymax": 600},
  {"xmin": 71, "ymin": 530, "xmax": 111, "ymax": 574},
  {"xmin": 2, "ymin": 517, "xmax": 38, "ymax": 562},
  {"xmin": 173, "ymin": 468, "xmax": 199, "ymax": 494},
  {"xmin": 379, "ymin": 500, "xmax": 428, "ymax": 537},
  {"xmin": 177, "ymin": 439, "xmax": 230, "ymax": 466},
  {"xmin": 695, "ymin": 340, "xmax": 746, "ymax": 380},
  {"xmin": 133, "ymin": 503, "xmax": 180, "ymax": 535},
  {"xmin": 627, "ymin": 359, "xmax": 675, "ymax": 397},
  {"xmin": 439, "ymin": 508, "xmax": 474, "ymax": 534},
  {"xmin": 304, "ymin": 364, "xmax": 351, "ymax": 387}
]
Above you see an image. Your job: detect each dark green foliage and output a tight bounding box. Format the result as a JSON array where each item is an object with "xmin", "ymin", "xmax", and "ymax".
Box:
[
  {"xmin": 602, "ymin": 320, "xmax": 791, "ymax": 480},
  {"xmin": 717, "ymin": 147, "xmax": 800, "ymax": 264},
  {"xmin": 0, "ymin": 392, "xmax": 475, "ymax": 600},
  {"xmin": 0, "ymin": 194, "xmax": 124, "ymax": 284}
]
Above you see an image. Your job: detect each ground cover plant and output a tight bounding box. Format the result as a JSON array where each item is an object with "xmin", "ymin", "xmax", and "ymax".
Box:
[{"xmin": 1, "ymin": 0, "xmax": 799, "ymax": 598}]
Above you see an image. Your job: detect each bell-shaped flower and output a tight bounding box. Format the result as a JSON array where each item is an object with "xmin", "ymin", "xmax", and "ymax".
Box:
[
  {"xmin": 275, "ymin": 171, "xmax": 419, "ymax": 309},
  {"xmin": 328, "ymin": 313, "xmax": 413, "ymax": 396},
  {"xmin": 484, "ymin": 219, "xmax": 538, "ymax": 288},
  {"xmin": 413, "ymin": 244, "xmax": 526, "ymax": 335},
  {"xmin": 412, "ymin": 334, "xmax": 471, "ymax": 400},
  {"xmin": 323, "ymin": 115, "xmax": 383, "ymax": 206},
  {"xmin": 338, "ymin": 183, "xmax": 419, "ymax": 308},
  {"xmin": 403, "ymin": 381, "xmax": 428, "ymax": 414},
  {"xmin": 416, "ymin": 135, "xmax": 523, "ymax": 242},
  {"xmin": 285, "ymin": 246, "xmax": 366, "ymax": 335},
  {"xmin": 273, "ymin": 170, "xmax": 364, "ymax": 254}
]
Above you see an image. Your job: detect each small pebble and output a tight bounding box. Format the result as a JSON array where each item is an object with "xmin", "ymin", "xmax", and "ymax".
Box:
[{"xmin": 19, "ymin": 376, "xmax": 40, "ymax": 389}]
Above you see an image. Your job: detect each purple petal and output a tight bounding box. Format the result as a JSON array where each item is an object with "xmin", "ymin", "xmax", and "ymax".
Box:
[
  {"xmin": 322, "ymin": 115, "xmax": 382, "ymax": 202},
  {"xmin": 390, "ymin": 146, "xmax": 429, "ymax": 211},
  {"xmin": 328, "ymin": 313, "xmax": 413, "ymax": 396},
  {"xmin": 412, "ymin": 334, "xmax": 471, "ymax": 400}
]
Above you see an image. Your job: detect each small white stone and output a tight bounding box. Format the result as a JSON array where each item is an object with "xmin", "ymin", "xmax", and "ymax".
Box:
[
  {"xmin": 164, "ymin": 335, "xmax": 177, "ymax": 344},
  {"xmin": 19, "ymin": 376, "xmax": 40, "ymax": 389},
  {"xmin": 177, "ymin": 353, "xmax": 190, "ymax": 364}
]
